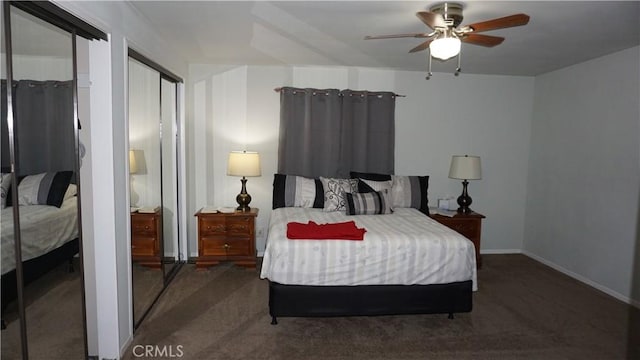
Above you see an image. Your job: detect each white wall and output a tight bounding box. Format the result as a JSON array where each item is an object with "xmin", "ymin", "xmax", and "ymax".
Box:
[
  {"xmin": 188, "ymin": 64, "xmax": 535, "ymax": 257},
  {"xmin": 1, "ymin": 55, "xmax": 72, "ymax": 80},
  {"xmin": 524, "ymin": 46, "xmax": 640, "ymax": 304}
]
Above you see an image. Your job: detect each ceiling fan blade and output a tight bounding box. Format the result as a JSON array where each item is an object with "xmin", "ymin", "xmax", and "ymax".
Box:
[
  {"xmin": 416, "ymin": 11, "xmax": 447, "ymax": 30},
  {"xmin": 465, "ymin": 14, "xmax": 530, "ymax": 33},
  {"xmin": 408, "ymin": 39, "xmax": 434, "ymax": 53},
  {"xmin": 365, "ymin": 33, "xmax": 430, "ymax": 40},
  {"xmin": 461, "ymin": 34, "xmax": 505, "ymax": 47}
]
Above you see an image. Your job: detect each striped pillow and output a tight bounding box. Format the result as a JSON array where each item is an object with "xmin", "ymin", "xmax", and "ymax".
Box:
[
  {"xmin": 273, "ymin": 174, "xmax": 324, "ymax": 209},
  {"xmin": 345, "ymin": 189, "xmax": 393, "ymax": 215},
  {"xmin": 391, "ymin": 175, "xmax": 429, "ymax": 215},
  {"xmin": 17, "ymin": 171, "xmax": 73, "ymax": 208},
  {"xmin": 1, "ymin": 173, "xmax": 11, "ymax": 209}
]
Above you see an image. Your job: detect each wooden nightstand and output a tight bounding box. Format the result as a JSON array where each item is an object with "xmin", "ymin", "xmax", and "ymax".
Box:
[
  {"xmin": 131, "ymin": 209, "xmax": 162, "ymax": 268},
  {"xmin": 429, "ymin": 211, "xmax": 485, "ymax": 269},
  {"xmin": 195, "ymin": 208, "xmax": 258, "ymax": 269}
]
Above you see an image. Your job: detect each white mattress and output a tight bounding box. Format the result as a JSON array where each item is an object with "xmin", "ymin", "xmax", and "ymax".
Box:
[
  {"xmin": 1, "ymin": 197, "xmax": 78, "ymax": 275},
  {"xmin": 260, "ymin": 207, "xmax": 477, "ymax": 290}
]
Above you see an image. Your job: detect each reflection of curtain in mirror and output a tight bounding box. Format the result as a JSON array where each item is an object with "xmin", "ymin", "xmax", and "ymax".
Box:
[{"xmin": 4, "ymin": 80, "xmax": 74, "ymax": 176}]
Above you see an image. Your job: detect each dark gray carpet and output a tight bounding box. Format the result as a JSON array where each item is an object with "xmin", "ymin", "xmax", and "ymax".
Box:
[
  {"xmin": 1, "ymin": 260, "xmax": 85, "ymax": 360},
  {"xmin": 132, "ymin": 262, "xmax": 165, "ymax": 325},
  {"xmin": 124, "ymin": 255, "xmax": 639, "ymax": 360}
]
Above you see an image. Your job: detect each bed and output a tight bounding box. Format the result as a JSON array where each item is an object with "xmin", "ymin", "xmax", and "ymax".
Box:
[
  {"xmin": 260, "ymin": 204, "xmax": 477, "ymax": 324},
  {"xmin": 1, "ymin": 196, "xmax": 79, "ymax": 321}
]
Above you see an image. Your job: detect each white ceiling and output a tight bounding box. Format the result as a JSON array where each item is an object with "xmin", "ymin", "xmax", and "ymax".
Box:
[
  {"xmin": 5, "ymin": 1, "xmax": 640, "ymax": 76},
  {"xmin": 129, "ymin": 1, "xmax": 640, "ymax": 76}
]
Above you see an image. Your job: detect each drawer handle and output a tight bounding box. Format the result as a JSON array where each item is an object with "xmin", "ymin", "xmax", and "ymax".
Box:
[
  {"xmin": 223, "ymin": 243, "xmax": 230, "ymax": 250},
  {"xmin": 206, "ymin": 225, "xmax": 226, "ymax": 231},
  {"xmin": 145, "ymin": 226, "xmax": 150, "ymax": 230}
]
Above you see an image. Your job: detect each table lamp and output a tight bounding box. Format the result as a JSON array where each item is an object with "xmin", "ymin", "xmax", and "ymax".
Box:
[
  {"xmin": 227, "ymin": 151, "xmax": 261, "ymax": 211},
  {"xmin": 448, "ymin": 155, "xmax": 482, "ymax": 214}
]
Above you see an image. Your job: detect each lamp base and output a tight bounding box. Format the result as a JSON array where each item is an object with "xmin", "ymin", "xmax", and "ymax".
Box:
[
  {"xmin": 236, "ymin": 177, "xmax": 252, "ymax": 212},
  {"xmin": 457, "ymin": 180, "xmax": 473, "ymax": 214}
]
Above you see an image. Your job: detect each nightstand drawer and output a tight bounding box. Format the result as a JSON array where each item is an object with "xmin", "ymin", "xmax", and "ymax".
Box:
[
  {"xmin": 227, "ymin": 217, "xmax": 253, "ymax": 236},
  {"xmin": 200, "ymin": 236, "xmax": 250, "ymax": 256},
  {"xmin": 132, "ymin": 236, "xmax": 158, "ymax": 256},
  {"xmin": 199, "ymin": 217, "xmax": 226, "ymax": 235},
  {"xmin": 439, "ymin": 219, "xmax": 478, "ymax": 239},
  {"xmin": 131, "ymin": 217, "xmax": 157, "ymax": 235}
]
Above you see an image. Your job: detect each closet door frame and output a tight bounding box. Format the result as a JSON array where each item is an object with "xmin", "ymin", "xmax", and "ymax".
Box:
[{"xmin": 127, "ymin": 47, "xmax": 185, "ymax": 331}]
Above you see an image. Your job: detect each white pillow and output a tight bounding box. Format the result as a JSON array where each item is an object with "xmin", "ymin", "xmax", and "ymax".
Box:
[
  {"xmin": 319, "ymin": 177, "xmax": 358, "ymax": 212},
  {"xmin": 64, "ymin": 183, "xmax": 78, "ymax": 200},
  {"xmin": 359, "ymin": 178, "xmax": 392, "ymax": 192}
]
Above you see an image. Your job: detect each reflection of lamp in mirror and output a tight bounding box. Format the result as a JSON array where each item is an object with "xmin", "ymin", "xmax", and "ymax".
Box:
[
  {"xmin": 448, "ymin": 155, "xmax": 482, "ymax": 214},
  {"xmin": 227, "ymin": 151, "xmax": 261, "ymax": 212},
  {"xmin": 129, "ymin": 150, "xmax": 138, "ymax": 174},
  {"xmin": 129, "ymin": 150, "xmax": 139, "ymax": 209}
]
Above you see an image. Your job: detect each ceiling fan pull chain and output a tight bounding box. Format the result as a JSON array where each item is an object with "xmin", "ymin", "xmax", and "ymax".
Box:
[
  {"xmin": 455, "ymin": 50, "xmax": 462, "ymax": 77},
  {"xmin": 426, "ymin": 52, "xmax": 433, "ymax": 80}
]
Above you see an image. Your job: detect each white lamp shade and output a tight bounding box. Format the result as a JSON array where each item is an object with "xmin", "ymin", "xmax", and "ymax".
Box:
[
  {"xmin": 129, "ymin": 150, "xmax": 138, "ymax": 174},
  {"xmin": 449, "ymin": 155, "xmax": 482, "ymax": 180},
  {"xmin": 430, "ymin": 37, "xmax": 461, "ymax": 60},
  {"xmin": 227, "ymin": 151, "xmax": 261, "ymax": 177}
]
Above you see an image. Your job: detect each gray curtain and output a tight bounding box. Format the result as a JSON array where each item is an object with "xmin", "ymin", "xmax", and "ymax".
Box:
[
  {"xmin": 278, "ymin": 87, "xmax": 395, "ymax": 178},
  {"xmin": 12, "ymin": 80, "xmax": 75, "ymax": 176}
]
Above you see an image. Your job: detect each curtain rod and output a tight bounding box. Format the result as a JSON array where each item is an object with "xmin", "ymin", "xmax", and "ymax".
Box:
[{"xmin": 273, "ymin": 87, "xmax": 406, "ymax": 97}]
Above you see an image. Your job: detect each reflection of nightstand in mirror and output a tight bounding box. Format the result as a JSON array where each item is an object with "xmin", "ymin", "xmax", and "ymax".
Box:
[{"xmin": 131, "ymin": 208, "xmax": 162, "ymax": 268}]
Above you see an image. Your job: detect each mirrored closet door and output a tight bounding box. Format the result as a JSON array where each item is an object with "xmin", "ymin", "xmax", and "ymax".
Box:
[
  {"xmin": 0, "ymin": 1, "xmax": 106, "ymax": 358},
  {"xmin": 128, "ymin": 51, "xmax": 183, "ymax": 329}
]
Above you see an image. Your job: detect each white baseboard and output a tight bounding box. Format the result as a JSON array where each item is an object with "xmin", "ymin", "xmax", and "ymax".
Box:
[
  {"xmin": 522, "ymin": 250, "xmax": 639, "ymax": 308},
  {"xmin": 480, "ymin": 249, "xmax": 522, "ymax": 254},
  {"xmin": 190, "ymin": 252, "xmax": 265, "ymax": 258}
]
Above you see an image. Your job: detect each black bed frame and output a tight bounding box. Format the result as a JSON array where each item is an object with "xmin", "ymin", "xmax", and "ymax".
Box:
[
  {"xmin": 1, "ymin": 238, "xmax": 79, "ymax": 328},
  {"xmin": 268, "ymin": 279, "xmax": 473, "ymax": 324}
]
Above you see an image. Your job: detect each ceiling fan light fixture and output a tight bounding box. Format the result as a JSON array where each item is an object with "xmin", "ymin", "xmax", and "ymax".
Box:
[{"xmin": 429, "ymin": 36, "xmax": 461, "ymax": 60}]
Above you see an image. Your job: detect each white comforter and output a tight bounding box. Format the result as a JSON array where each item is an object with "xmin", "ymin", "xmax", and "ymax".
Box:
[
  {"xmin": 1, "ymin": 198, "xmax": 78, "ymax": 275},
  {"xmin": 260, "ymin": 207, "xmax": 477, "ymax": 290}
]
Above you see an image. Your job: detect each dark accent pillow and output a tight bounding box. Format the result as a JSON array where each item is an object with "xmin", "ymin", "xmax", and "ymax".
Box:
[
  {"xmin": 345, "ymin": 189, "xmax": 393, "ymax": 215},
  {"xmin": 17, "ymin": 171, "xmax": 73, "ymax": 208},
  {"xmin": 391, "ymin": 175, "xmax": 430, "ymax": 215},
  {"xmin": 273, "ymin": 174, "xmax": 324, "ymax": 209},
  {"xmin": 350, "ymin": 171, "xmax": 392, "ymax": 192}
]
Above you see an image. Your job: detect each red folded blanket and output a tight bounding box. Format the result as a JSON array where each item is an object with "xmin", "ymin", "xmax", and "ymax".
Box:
[{"xmin": 287, "ymin": 221, "xmax": 366, "ymax": 241}]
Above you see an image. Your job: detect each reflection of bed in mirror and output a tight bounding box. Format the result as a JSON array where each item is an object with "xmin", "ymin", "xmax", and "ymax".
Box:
[
  {"xmin": 0, "ymin": 78, "xmax": 78, "ymax": 313},
  {"xmin": 1, "ymin": 185, "xmax": 79, "ymax": 327}
]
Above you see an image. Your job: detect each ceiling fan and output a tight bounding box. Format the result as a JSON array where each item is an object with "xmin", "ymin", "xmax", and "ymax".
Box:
[{"xmin": 364, "ymin": 2, "xmax": 530, "ymax": 78}]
